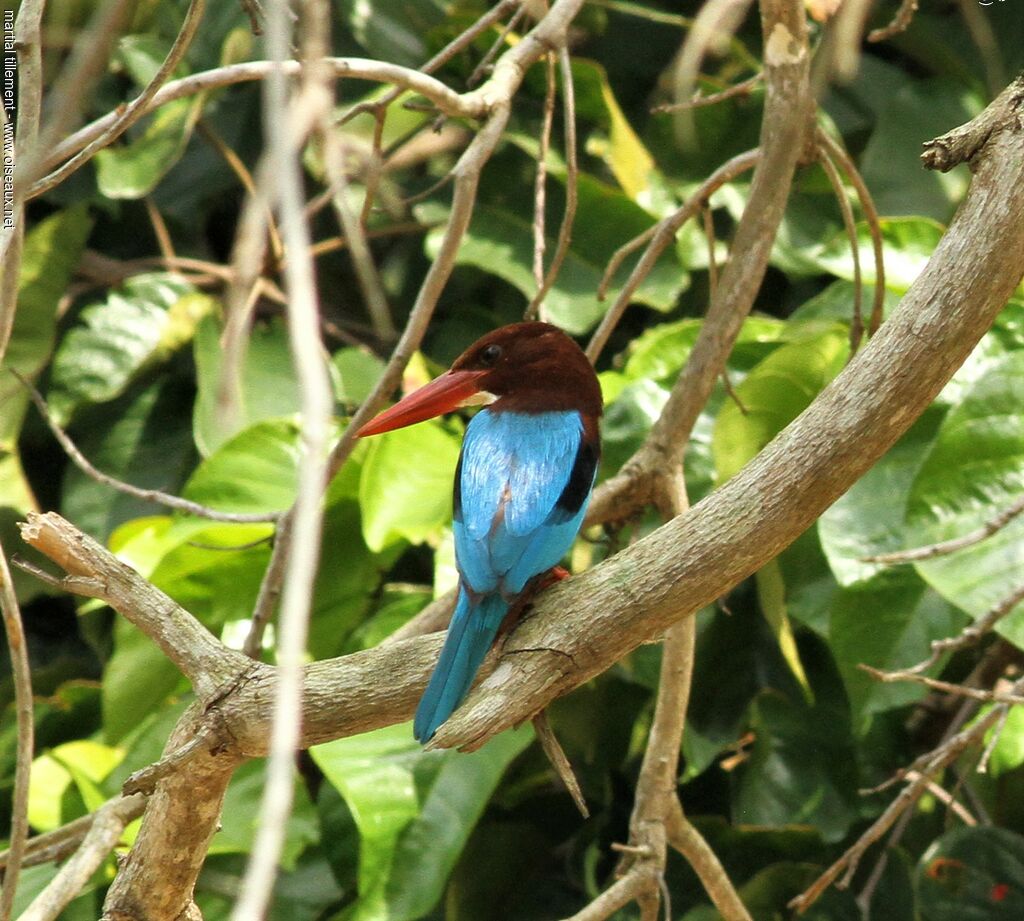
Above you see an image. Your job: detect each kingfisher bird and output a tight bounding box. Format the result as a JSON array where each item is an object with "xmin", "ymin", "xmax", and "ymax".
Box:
[{"xmin": 357, "ymin": 321, "xmax": 603, "ymax": 742}]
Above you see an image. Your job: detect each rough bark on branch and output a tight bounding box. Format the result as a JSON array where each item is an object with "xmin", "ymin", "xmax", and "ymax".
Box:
[{"xmin": 22, "ymin": 77, "xmax": 1024, "ymax": 761}]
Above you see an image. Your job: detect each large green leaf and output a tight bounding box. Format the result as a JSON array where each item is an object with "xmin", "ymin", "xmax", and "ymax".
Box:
[
  {"xmin": 903, "ymin": 352, "xmax": 1024, "ymax": 643},
  {"xmin": 860, "ymin": 77, "xmax": 982, "ymax": 223},
  {"xmin": 735, "ymin": 685, "xmax": 859, "ymax": 843},
  {"xmin": 712, "ymin": 327, "xmax": 849, "ymax": 481},
  {"xmin": 829, "ymin": 571, "xmax": 964, "ymax": 732},
  {"xmin": 917, "ymin": 827, "xmax": 1024, "ymax": 919},
  {"xmin": 183, "ymin": 417, "xmax": 338, "ymax": 515},
  {"xmin": 47, "ymin": 275, "xmax": 213, "ymax": 423},
  {"xmin": 193, "ymin": 315, "xmax": 335, "ymax": 456},
  {"xmin": 358, "ymin": 417, "xmax": 460, "ymax": 552},
  {"xmin": 419, "ymin": 173, "xmax": 688, "ymax": 335},
  {"xmin": 311, "ymin": 723, "xmax": 531, "ymax": 921},
  {"xmin": 819, "ymin": 408, "xmax": 944, "ymax": 586},
  {"xmin": 0, "ymin": 206, "xmax": 93, "ymax": 447},
  {"xmin": 208, "ymin": 760, "xmax": 319, "ymax": 870},
  {"xmin": 61, "ymin": 374, "xmax": 197, "ymax": 540}
]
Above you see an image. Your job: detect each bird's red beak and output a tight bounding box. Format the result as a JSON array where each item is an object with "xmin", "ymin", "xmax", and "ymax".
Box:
[{"xmin": 356, "ymin": 369, "xmax": 490, "ymax": 437}]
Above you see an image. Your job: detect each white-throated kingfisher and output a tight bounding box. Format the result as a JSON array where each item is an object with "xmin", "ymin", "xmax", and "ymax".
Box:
[{"xmin": 357, "ymin": 322, "xmax": 602, "ymax": 742}]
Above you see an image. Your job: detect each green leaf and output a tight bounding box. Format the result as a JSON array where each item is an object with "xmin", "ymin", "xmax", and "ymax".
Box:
[
  {"xmin": 48, "ymin": 275, "xmax": 212, "ymax": 423},
  {"xmin": 917, "ymin": 827, "xmax": 1024, "ymax": 919},
  {"xmin": 184, "ymin": 417, "xmax": 338, "ymax": 516},
  {"xmin": 333, "ymin": 347, "xmax": 386, "ymax": 407},
  {"xmin": 829, "ymin": 572, "xmax": 964, "ymax": 732},
  {"xmin": 712, "ymin": 327, "xmax": 849, "ymax": 481},
  {"xmin": 977, "ymin": 705, "xmax": 1024, "ymax": 780},
  {"xmin": 420, "ymin": 174, "xmax": 688, "ymax": 335},
  {"xmin": 311, "ymin": 723, "xmax": 531, "ymax": 921},
  {"xmin": 735, "ymin": 688, "xmax": 858, "ymax": 843},
  {"xmin": 0, "ymin": 205, "xmax": 93, "ymax": 447},
  {"xmin": 28, "ymin": 740, "xmax": 124, "ymax": 830},
  {"xmin": 904, "ymin": 352, "xmax": 1024, "ymax": 643},
  {"xmin": 209, "ymin": 760, "xmax": 319, "ymax": 870},
  {"xmin": 860, "ymin": 77, "xmax": 982, "ymax": 223},
  {"xmin": 775, "ymin": 215, "xmax": 943, "ymax": 294},
  {"xmin": 193, "ymin": 315, "xmax": 340, "ymax": 456},
  {"xmin": 819, "ymin": 407, "xmax": 944, "ymax": 586},
  {"xmin": 358, "ymin": 418, "xmax": 460, "ymax": 552},
  {"xmin": 61, "ymin": 374, "xmax": 197, "ymax": 540}
]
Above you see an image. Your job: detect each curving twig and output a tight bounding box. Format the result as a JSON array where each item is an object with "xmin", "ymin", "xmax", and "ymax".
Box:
[
  {"xmin": 867, "ymin": 0, "xmax": 918, "ymax": 43},
  {"xmin": 864, "ymin": 495, "xmax": 1024, "ymax": 564},
  {"xmin": 14, "ymin": 370, "xmax": 281, "ymax": 524},
  {"xmin": 0, "ymin": 545, "xmax": 33, "ymax": 921}
]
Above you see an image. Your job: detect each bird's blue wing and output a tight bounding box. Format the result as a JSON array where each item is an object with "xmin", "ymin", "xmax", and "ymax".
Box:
[{"xmin": 453, "ymin": 410, "xmax": 596, "ymax": 596}]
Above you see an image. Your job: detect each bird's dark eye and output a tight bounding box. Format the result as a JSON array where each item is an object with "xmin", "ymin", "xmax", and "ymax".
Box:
[{"xmin": 480, "ymin": 344, "xmax": 502, "ymax": 366}]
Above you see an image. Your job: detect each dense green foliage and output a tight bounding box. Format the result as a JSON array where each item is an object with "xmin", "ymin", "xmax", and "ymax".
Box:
[{"xmin": 4, "ymin": 0, "xmax": 1024, "ymax": 918}]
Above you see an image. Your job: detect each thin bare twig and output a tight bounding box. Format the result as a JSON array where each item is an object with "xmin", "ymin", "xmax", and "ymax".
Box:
[
  {"xmin": 17, "ymin": 798, "xmax": 141, "ymax": 921},
  {"xmin": 26, "ymin": 0, "xmax": 207, "ymax": 199},
  {"xmin": 15, "ymin": 370, "xmax": 281, "ymax": 524},
  {"xmin": 468, "ymin": 4, "xmax": 529, "ymax": 88},
  {"xmin": 0, "ymin": 544, "xmax": 34, "ymax": 921},
  {"xmin": 867, "ymin": 0, "xmax": 918, "ymax": 42},
  {"xmin": 859, "ymin": 664, "xmax": 1024, "ymax": 706},
  {"xmin": 864, "ymin": 495, "xmax": 1024, "ymax": 564},
  {"xmin": 816, "ymin": 130, "xmax": 886, "ymax": 334},
  {"xmin": 525, "ymin": 46, "xmax": 579, "ymax": 320},
  {"xmin": 652, "ymin": 72, "xmax": 761, "ymax": 112},
  {"xmin": 817, "ymin": 145, "xmax": 864, "ymax": 352},
  {"xmin": 526, "ymin": 50, "xmax": 558, "ymax": 322},
  {"xmin": 905, "ymin": 583, "xmax": 1024, "ymax": 675},
  {"xmin": 791, "ymin": 678, "xmax": 1024, "ymax": 912},
  {"xmin": 533, "ymin": 711, "xmax": 589, "ymax": 817},
  {"xmin": 588, "ymin": 148, "xmax": 761, "ymax": 362},
  {"xmin": 229, "ymin": 0, "xmax": 335, "ymax": 914}
]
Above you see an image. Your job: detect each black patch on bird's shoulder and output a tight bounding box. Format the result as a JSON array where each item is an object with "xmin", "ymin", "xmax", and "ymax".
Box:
[
  {"xmin": 453, "ymin": 451, "xmax": 464, "ymax": 522},
  {"xmin": 556, "ymin": 437, "xmax": 599, "ymax": 516}
]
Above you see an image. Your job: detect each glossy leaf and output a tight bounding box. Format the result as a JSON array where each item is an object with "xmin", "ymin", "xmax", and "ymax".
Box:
[
  {"xmin": 358, "ymin": 418, "xmax": 461, "ymax": 552},
  {"xmin": 192, "ymin": 315, "xmax": 342, "ymax": 456},
  {"xmin": 311, "ymin": 723, "xmax": 531, "ymax": 921},
  {"xmin": 904, "ymin": 352, "xmax": 1024, "ymax": 642},
  {"xmin": 48, "ymin": 275, "xmax": 212, "ymax": 423},
  {"xmin": 0, "ymin": 206, "xmax": 93, "ymax": 446}
]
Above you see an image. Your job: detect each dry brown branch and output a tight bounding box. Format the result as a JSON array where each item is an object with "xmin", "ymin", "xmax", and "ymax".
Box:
[
  {"xmin": 864, "ymin": 495, "xmax": 1024, "ymax": 564},
  {"xmin": 14, "ymin": 371, "xmax": 281, "ymax": 524},
  {"xmin": 17, "ymin": 797, "xmax": 140, "ymax": 921},
  {"xmin": 27, "ymin": 0, "xmax": 207, "ymax": 199},
  {"xmin": 527, "ymin": 51, "xmax": 559, "ymax": 322},
  {"xmin": 905, "ymin": 584, "xmax": 1024, "ymax": 675},
  {"xmin": 525, "ymin": 47, "xmax": 579, "ymax": 321},
  {"xmin": 791, "ymin": 677, "xmax": 1024, "ymax": 912},
  {"xmin": 817, "ymin": 145, "xmax": 864, "ymax": 352},
  {"xmin": 0, "ymin": 795, "xmax": 147, "ymax": 871},
  {"xmin": 860, "ymin": 664, "xmax": 1024, "ymax": 706},
  {"xmin": 39, "ymin": 58, "xmax": 492, "ymax": 185},
  {"xmin": 532, "ymin": 711, "xmax": 589, "ymax": 817},
  {"xmin": 0, "ymin": 544, "xmax": 33, "ymax": 921},
  {"xmin": 922, "ymin": 74, "xmax": 1024, "ymax": 172},
  {"xmin": 588, "ymin": 148, "xmax": 761, "ymax": 361},
  {"xmin": 652, "ymin": 72, "xmax": 761, "ymax": 112},
  {"xmin": 816, "ymin": 130, "xmax": 886, "ymax": 334},
  {"xmin": 230, "ymin": 0, "xmax": 336, "ymax": 912},
  {"xmin": 867, "ymin": 0, "xmax": 918, "ymax": 42}
]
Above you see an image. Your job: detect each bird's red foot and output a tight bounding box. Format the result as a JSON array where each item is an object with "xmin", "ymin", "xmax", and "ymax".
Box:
[{"xmin": 498, "ymin": 566, "xmax": 570, "ymax": 637}]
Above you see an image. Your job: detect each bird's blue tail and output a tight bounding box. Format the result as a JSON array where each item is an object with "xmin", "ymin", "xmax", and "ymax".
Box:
[{"xmin": 414, "ymin": 586, "xmax": 508, "ymax": 743}]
